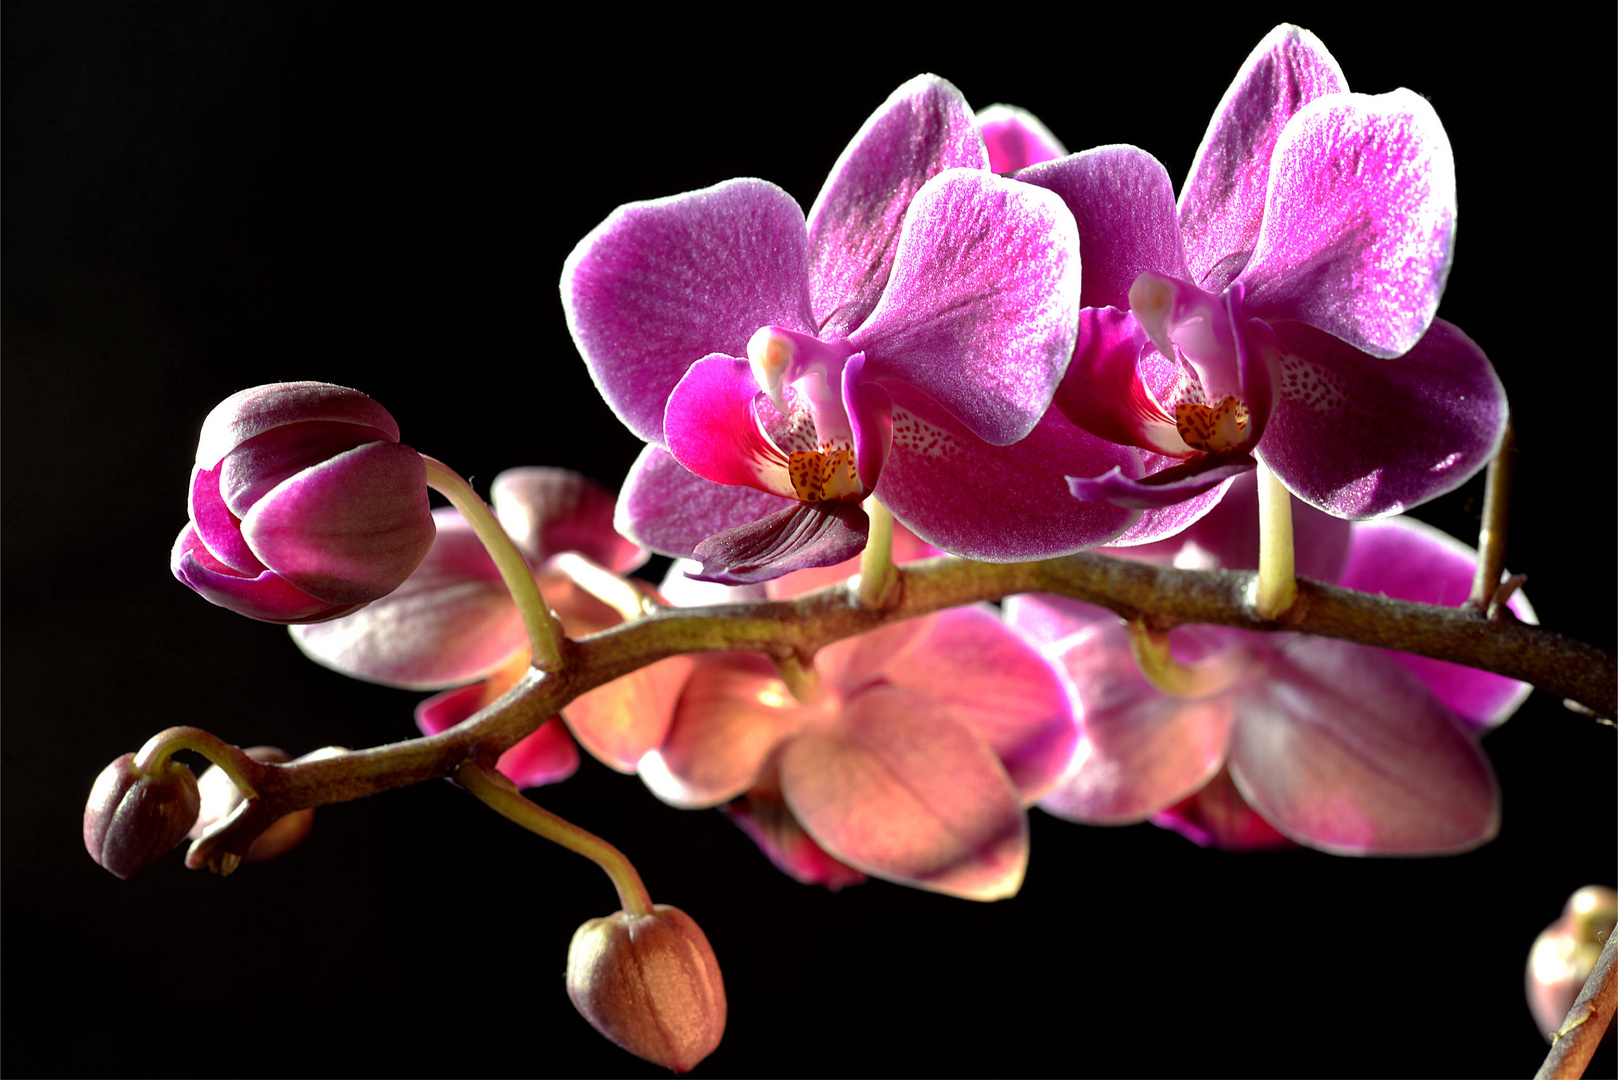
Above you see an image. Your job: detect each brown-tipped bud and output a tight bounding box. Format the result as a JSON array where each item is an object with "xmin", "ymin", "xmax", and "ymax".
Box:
[
  {"xmin": 1527, "ymin": 885, "xmax": 1618, "ymax": 1041},
  {"xmin": 84, "ymin": 752, "xmax": 201, "ymax": 879},
  {"xmin": 187, "ymin": 746, "xmax": 318, "ymax": 863},
  {"xmin": 566, "ymin": 904, "xmax": 726, "ymax": 1073}
]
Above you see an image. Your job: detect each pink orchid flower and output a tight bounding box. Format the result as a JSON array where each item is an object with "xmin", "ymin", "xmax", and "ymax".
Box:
[
  {"xmin": 567, "ymin": 75, "xmax": 1215, "ymax": 585},
  {"xmin": 291, "ymin": 468, "xmax": 691, "ymax": 788},
  {"xmin": 1014, "ymin": 25, "xmax": 1506, "ymax": 516},
  {"xmin": 1005, "ymin": 472, "xmax": 1533, "ymax": 855},
  {"xmin": 641, "ymin": 529, "xmax": 1076, "ymax": 899}
]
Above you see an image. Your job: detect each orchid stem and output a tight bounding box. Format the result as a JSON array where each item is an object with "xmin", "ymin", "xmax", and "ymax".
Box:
[
  {"xmin": 1252, "ymin": 461, "xmax": 1298, "ymax": 620},
  {"xmin": 455, "ymin": 760, "xmax": 653, "ymax": 917},
  {"xmin": 421, "ymin": 455, "xmax": 563, "ymax": 672},
  {"xmin": 1535, "ymin": 925, "xmax": 1617, "ymax": 1079},
  {"xmin": 856, "ymin": 497, "xmax": 897, "ymax": 609},
  {"xmin": 1469, "ymin": 417, "xmax": 1515, "ymax": 612},
  {"xmin": 1124, "ymin": 620, "xmax": 1242, "ymax": 699},
  {"xmin": 134, "ymin": 726, "xmax": 260, "ymax": 798}
]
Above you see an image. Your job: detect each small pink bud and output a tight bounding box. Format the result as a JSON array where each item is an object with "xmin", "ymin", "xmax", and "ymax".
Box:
[
  {"xmin": 187, "ymin": 746, "xmax": 327, "ymax": 863},
  {"xmin": 1526, "ymin": 885, "xmax": 1617, "ymax": 1041},
  {"xmin": 171, "ymin": 381, "xmax": 435, "ymax": 624},
  {"xmin": 84, "ymin": 752, "xmax": 202, "ymax": 879},
  {"xmin": 566, "ymin": 904, "xmax": 726, "ymax": 1072}
]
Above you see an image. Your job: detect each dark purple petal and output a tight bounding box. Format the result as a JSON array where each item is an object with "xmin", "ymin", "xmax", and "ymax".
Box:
[
  {"xmin": 289, "ymin": 508, "xmax": 525, "ymax": 689},
  {"xmin": 219, "ymin": 421, "xmax": 388, "ymax": 517},
  {"xmin": 1018, "ymin": 146, "xmax": 1190, "ymax": 309},
  {"xmin": 723, "ymin": 782, "xmax": 868, "ymax": 890},
  {"xmin": 490, "ymin": 468, "xmax": 644, "ymax": 572},
  {"xmin": 806, "ymin": 74, "xmax": 988, "ymax": 339},
  {"xmin": 689, "ymin": 500, "xmax": 869, "ymax": 585},
  {"xmin": 1178, "ymin": 25, "xmax": 1348, "ymax": 293},
  {"xmin": 780, "ymin": 687, "xmax": 1027, "ymax": 900},
  {"xmin": 1054, "ymin": 306, "xmax": 1186, "ymax": 454},
  {"xmin": 615, "ymin": 445, "xmax": 798, "ymax": 560},
  {"xmin": 1151, "ymin": 767, "xmax": 1295, "ymax": 851},
  {"xmin": 562, "ymin": 179, "xmax": 817, "ymax": 443},
  {"xmin": 1336, "ymin": 516, "xmax": 1534, "ymax": 730},
  {"xmin": 240, "ymin": 440, "xmax": 434, "ymax": 605},
  {"xmin": 1069, "ymin": 453, "xmax": 1255, "ymax": 510},
  {"xmin": 852, "ymin": 169, "xmax": 1081, "ymax": 446},
  {"xmin": 1102, "ymin": 470, "xmax": 1237, "ymax": 549},
  {"xmin": 875, "ymin": 386, "xmax": 1137, "ymax": 561},
  {"xmin": 195, "ymin": 382, "xmax": 399, "ymax": 469},
  {"xmin": 665, "ymin": 354, "xmax": 795, "ymax": 496},
  {"xmin": 1258, "ymin": 319, "xmax": 1507, "ymax": 517},
  {"xmin": 977, "ymin": 104, "xmax": 1066, "ymax": 173},
  {"xmin": 1239, "ymin": 90, "xmax": 1456, "ymax": 358},
  {"xmin": 172, "ymin": 522, "xmax": 357, "ymax": 624},
  {"xmin": 1228, "ymin": 636, "xmax": 1500, "ymax": 855}
]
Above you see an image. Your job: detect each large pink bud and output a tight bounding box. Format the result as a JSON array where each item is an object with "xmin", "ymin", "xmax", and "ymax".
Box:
[
  {"xmin": 566, "ymin": 905, "xmax": 726, "ymax": 1072},
  {"xmin": 84, "ymin": 752, "xmax": 201, "ymax": 879},
  {"xmin": 171, "ymin": 381, "xmax": 435, "ymax": 623}
]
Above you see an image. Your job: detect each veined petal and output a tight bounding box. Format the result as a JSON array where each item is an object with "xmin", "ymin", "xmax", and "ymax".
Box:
[
  {"xmin": 689, "ymin": 500, "xmax": 869, "ymax": 585},
  {"xmin": 1019, "ymin": 146, "xmax": 1190, "ymax": 310},
  {"xmin": 564, "ymin": 656, "xmax": 695, "ymax": 773},
  {"xmin": 1258, "ymin": 319, "xmax": 1507, "ymax": 517},
  {"xmin": 1335, "ymin": 516, "xmax": 1534, "ymax": 730},
  {"xmin": 780, "ymin": 687, "xmax": 1027, "ymax": 900},
  {"xmin": 1228, "ymin": 637, "xmax": 1500, "ymax": 855},
  {"xmin": 852, "ymin": 169, "xmax": 1082, "ymax": 446},
  {"xmin": 289, "ymin": 507, "xmax": 523, "ymax": 689},
  {"xmin": 492, "ymin": 468, "xmax": 644, "ymax": 572},
  {"xmin": 1239, "ymin": 90, "xmax": 1456, "ymax": 357},
  {"xmin": 807, "ymin": 74, "xmax": 988, "ymax": 339},
  {"xmin": 1179, "ymin": 24, "xmax": 1348, "ymax": 293},
  {"xmin": 240, "ymin": 440, "xmax": 434, "ymax": 605},
  {"xmin": 638, "ymin": 654, "xmax": 805, "ymax": 809},
  {"xmin": 1069, "ymin": 453, "xmax": 1255, "ymax": 510},
  {"xmin": 615, "ymin": 444, "xmax": 799, "ymax": 560},
  {"xmin": 666, "ymin": 355, "xmax": 796, "ymax": 498},
  {"xmin": 1101, "ymin": 467, "xmax": 1236, "ymax": 548},
  {"xmin": 976, "ymin": 103, "xmax": 1067, "ymax": 173},
  {"xmin": 875, "ymin": 385, "xmax": 1137, "ymax": 560},
  {"xmin": 562, "ymin": 178, "xmax": 816, "ymax": 443},
  {"xmin": 875, "ymin": 606, "xmax": 1077, "ymax": 802}
]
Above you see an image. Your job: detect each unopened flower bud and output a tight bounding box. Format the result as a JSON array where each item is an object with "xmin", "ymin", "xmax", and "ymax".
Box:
[
  {"xmin": 84, "ymin": 752, "xmax": 201, "ymax": 879},
  {"xmin": 171, "ymin": 381, "xmax": 435, "ymax": 623},
  {"xmin": 566, "ymin": 904, "xmax": 726, "ymax": 1072},
  {"xmin": 1526, "ymin": 885, "xmax": 1617, "ymax": 1041},
  {"xmin": 187, "ymin": 746, "xmax": 331, "ymax": 863}
]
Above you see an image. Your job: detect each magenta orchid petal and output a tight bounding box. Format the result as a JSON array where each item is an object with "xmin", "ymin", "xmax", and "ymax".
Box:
[
  {"xmin": 689, "ymin": 500, "xmax": 870, "ymax": 585},
  {"xmin": 1102, "ymin": 470, "xmax": 1237, "ymax": 548},
  {"xmin": 1019, "ymin": 145, "xmax": 1190, "ymax": 310},
  {"xmin": 1259, "ymin": 319, "xmax": 1507, "ymax": 517},
  {"xmin": 1152, "ymin": 768, "xmax": 1294, "ymax": 851},
  {"xmin": 171, "ymin": 523, "xmax": 354, "ymax": 624},
  {"xmin": 665, "ymin": 354, "xmax": 801, "ymax": 497},
  {"xmin": 876, "ymin": 386, "xmax": 1138, "ymax": 560},
  {"xmin": 239, "ymin": 440, "xmax": 434, "ymax": 605},
  {"xmin": 806, "ymin": 74, "xmax": 988, "ymax": 339},
  {"xmin": 491, "ymin": 468, "xmax": 645, "ymax": 572},
  {"xmin": 638, "ymin": 654, "xmax": 805, "ymax": 809},
  {"xmin": 779, "ymin": 687, "xmax": 1027, "ymax": 900},
  {"xmin": 562, "ymin": 178, "xmax": 817, "ymax": 443},
  {"xmin": 976, "ymin": 104, "xmax": 1067, "ymax": 173},
  {"xmin": 1178, "ymin": 24, "xmax": 1348, "ymax": 292},
  {"xmin": 722, "ymin": 782, "xmax": 868, "ymax": 890},
  {"xmin": 615, "ymin": 444, "xmax": 798, "ymax": 560},
  {"xmin": 1336, "ymin": 517, "xmax": 1534, "ymax": 729},
  {"xmin": 1068, "ymin": 454, "xmax": 1255, "ymax": 510},
  {"xmin": 289, "ymin": 508, "xmax": 524, "ymax": 689},
  {"xmin": 1238, "ymin": 90, "xmax": 1456, "ymax": 357},
  {"xmin": 219, "ymin": 420, "xmax": 396, "ymax": 516},
  {"xmin": 874, "ymin": 606, "xmax": 1076, "ymax": 802},
  {"xmin": 1053, "ymin": 306, "xmax": 1183, "ymax": 454},
  {"xmin": 1228, "ymin": 637, "xmax": 1500, "ymax": 855},
  {"xmin": 188, "ymin": 465, "xmax": 266, "ymax": 575},
  {"xmin": 850, "ymin": 169, "xmax": 1082, "ymax": 446},
  {"xmin": 195, "ymin": 381, "xmax": 400, "ymax": 470},
  {"xmin": 841, "ymin": 353, "xmax": 893, "ymax": 491}
]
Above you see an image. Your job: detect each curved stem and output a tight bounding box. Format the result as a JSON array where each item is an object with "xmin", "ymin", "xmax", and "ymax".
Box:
[
  {"xmin": 420, "ymin": 455, "xmax": 563, "ymax": 671},
  {"xmin": 135, "ymin": 726, "xmax": 261, "ymax": 797},
  {"xmin": 1469, "ymin": 417, "xmax": 1515, "ymax": 612},
  {"xmin": 455, "ymin": 759, "xmax": 653, "ymax": 916},
  {"xmin": 1252, "ymin": 461, "xmax": 1297, "ymax": 620},
  {"xmin": 549, "ymin": 552, "xmax": 655, "ymax": 622},
  {"xmin": 1125, "ymin": 620, "xmax": 1245, "ymax": 699},
  {"xmin": 856, "ymin": 496, "xmax": 897, "ymax": 609}
]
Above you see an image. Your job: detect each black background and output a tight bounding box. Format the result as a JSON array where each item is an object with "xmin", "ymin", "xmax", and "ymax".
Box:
[{"xmin": 5, "ymin": 5, "xmax": 1614, "ymax": 1077}]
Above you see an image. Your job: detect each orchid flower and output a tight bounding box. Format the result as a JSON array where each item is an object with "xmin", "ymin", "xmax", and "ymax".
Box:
[
  {"xmin": 1004, "ymin": 472, "xmax": 1534, "ymax": 854},
  {"xmin": 291, "ymin": 468, "xmax": 692, "ymax": 787},
  {"xmin": 639, "ymin": 528, "xmax": 1076, "ymax": 900},
  {"xmin": 566, "ymin": 74, "xmax": 1213, "ymax": 585},
  {"xmin": 1016, "ymin": 24, "xmax": 1506, "ymax": 516}
]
